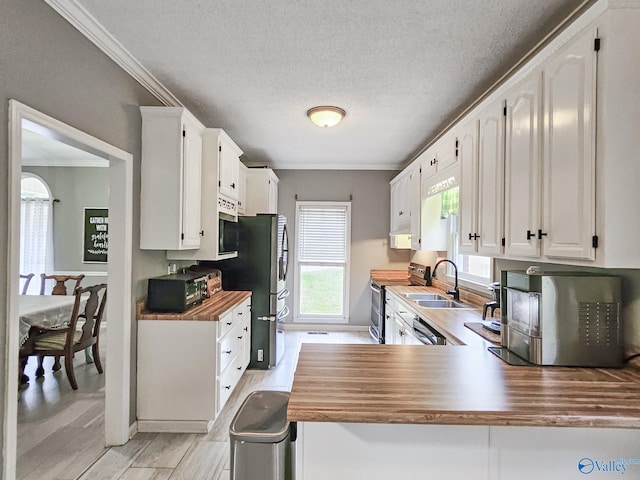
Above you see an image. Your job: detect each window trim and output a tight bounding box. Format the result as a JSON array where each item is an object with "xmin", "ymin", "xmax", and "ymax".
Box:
[{"xmin": 293, "ymin": 201, "xmax": 351, "ymax": 324}]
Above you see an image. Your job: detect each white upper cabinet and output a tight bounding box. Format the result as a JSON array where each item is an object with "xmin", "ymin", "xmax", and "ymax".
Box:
[
  {"xmin": 245, "ymin": 168, "xmax": 279, "ymax": 215},
  {"xmin": 458, "ymin": 101, "xmax": 505, "ymax": 257},
  {"xmin": 421, "ymin": 134, "xmax": 458, "ymax": 180},
  {"xmin": 504, "ymin": 72, "xmax": 542, "ymax": 258},
  {"xmin": 408, "ymin": 167, "xmax": 421, "ymax": 250},
  {"xmin": 541, "ymin": 27, "xmax": 597, "ymax": 261},
  {"xmin": 237, "ymin": 162, "xmax": 248, "ymax": 215},
  {"xmin": 140, "ymin": 107, "xmax": 204, "ymax": 250},
  {"xmin": 217, "ymin": 132, "xmax": 242, "ymax": 201},
  {"xmin": 476, "ymin": 101, "xmax": 505, "ymax": 255},
  {"xmin": 457, "ymin": 118, "xmax": 479, "ymax": 254},
  {"xmin": 390, "ymin": 170, "xmax": 411, "ymax": 234},
  {"xmin": 167, "ymin": 128, "xmax": 240, "ymax": 261}
]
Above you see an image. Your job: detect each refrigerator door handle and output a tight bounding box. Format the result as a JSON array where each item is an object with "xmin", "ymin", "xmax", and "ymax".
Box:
[
  {"xmin": 277, "ymin": 288, "xmax": 290, "ymax": 300},
  {"xmin": 277, "ymin": 305, "xmax": 290, "ymax": 321},
  {"xmin": 257, "ymin": 315, "xmax": 276, "ymax": 322}
]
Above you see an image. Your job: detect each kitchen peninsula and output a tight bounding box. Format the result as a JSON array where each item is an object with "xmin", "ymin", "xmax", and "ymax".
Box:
[{"xmin": 288, "ymin": 342, "xmax": 640, "ymax": 479}]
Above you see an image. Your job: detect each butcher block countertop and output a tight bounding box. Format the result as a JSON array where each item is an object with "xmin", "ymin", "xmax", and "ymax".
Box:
[
  {"xmin": 385, "ymin": 285, "xmax": 491, "ymax": 347},
  {"xmin": 370, "ymin": 269, "xmax": 411, "ymax": 285},
  {"xmin": 288, "ymin": 343, "xmax": 640, "ymax": 428},
  {"xmin": 137, "ymin": 290, "xmax": 251, "ymax": 321}
]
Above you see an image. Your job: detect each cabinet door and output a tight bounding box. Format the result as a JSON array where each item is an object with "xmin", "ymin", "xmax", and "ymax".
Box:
[
  {"xmin": 409, "ymin": 168, "xmax": 421, "ymax": 250},
  {"xmin": 181, "ymin": 118, "xmax": 203, "ymax": 249},
  {"xmin": 542, "ymin": 28, "xmax": 597, "ymax": 261},
  {"xmin": 218, "ymin": 138, "xmax": 239, "ymax": 200},
  {"xmin": 268, "ymin": 175, "xmax": 278, "ymax": 214},
  {"xmin": 393, "ymin": 315, "xmax": 405, "ymax": 345},
  {"xmin": 477, "ymin": 101, "xmax": 505, "ymax": 255},
  {"xmin": 504, "ymin": 73, "xmax": 542, "ymax": 258},
  {"xmin": 390, "ymin": 179, "xmax": 401, "ymax": 233},
  {"xmin": 457, "ymin": 119, "xmax": 479, "ymax": 253},
  {"xmin": 436, "ymin": 135, "xmax": 458, "ymax": 171},
  {"xmin": 237, "ymin": 163, "xmax": 248, "ymax": 215}
]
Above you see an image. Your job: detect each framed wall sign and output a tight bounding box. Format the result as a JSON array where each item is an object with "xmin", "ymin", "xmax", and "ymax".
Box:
[{"xmin": 83, "ymin": 207, "xmax": 108, "ymax": 263}]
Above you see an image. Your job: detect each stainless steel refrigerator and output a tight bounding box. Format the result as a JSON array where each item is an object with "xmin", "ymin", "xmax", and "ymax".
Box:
[{"xmin": 202, "ymin": 214, "xmax": 289, "ymax": 368}]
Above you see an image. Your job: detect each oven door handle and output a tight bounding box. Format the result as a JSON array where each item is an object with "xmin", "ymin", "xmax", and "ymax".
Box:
[{"xmin": 370, "ymin": 282, "xmax": 382, "ymax": 293}]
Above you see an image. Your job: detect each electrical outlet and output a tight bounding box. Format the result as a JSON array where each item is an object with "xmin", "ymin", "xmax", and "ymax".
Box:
[{"xmin": 258, "ymin": 349, "xmax": 264, "ymax": 362}]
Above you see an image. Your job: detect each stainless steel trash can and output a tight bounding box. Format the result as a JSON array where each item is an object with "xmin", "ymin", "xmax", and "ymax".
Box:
[{"xmin": 230, "ymin": 390, "xmax": 295, "ymax": 480}]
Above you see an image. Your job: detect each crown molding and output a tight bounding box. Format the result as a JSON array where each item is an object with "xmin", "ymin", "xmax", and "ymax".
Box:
[
  {"xmin": 43, "ymin": 0, "xmax": 182, "ymax": 107},
  {"xmin": 243, "ymin": 161, "xmax": 402, "ymax": 171}
]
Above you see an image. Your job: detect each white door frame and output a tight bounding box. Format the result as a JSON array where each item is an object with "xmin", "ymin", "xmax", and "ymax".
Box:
[{"xmin": 3, "ymin": 100, "xmax": 133, "ymax": 479}]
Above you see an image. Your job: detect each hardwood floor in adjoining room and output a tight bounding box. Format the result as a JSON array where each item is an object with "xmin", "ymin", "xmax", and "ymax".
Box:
[
  {"xmin": 17, "ymin": 325, "xmax": 108, "ymax": 480},
  {"xmin": 79, "ymin": 329, "xmax": 373, "ymax": 480}
]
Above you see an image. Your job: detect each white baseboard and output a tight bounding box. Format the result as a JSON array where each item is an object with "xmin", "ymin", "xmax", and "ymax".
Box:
[
  {"xmin": 137, "ymin": 419, "xmax": 213, "ymax": 434},
  {"xmin": 128, "ymin": 421, "xmax": 138, "ymax": 440},
  {"xmin": 281, "ymin": 323, "xmax": 368, "ymax": 332}
]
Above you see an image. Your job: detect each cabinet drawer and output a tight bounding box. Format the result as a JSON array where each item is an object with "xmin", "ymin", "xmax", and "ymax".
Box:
[
  {"xmin": 217, "ymin": 353, "xmax": 244, "ymax": 413},
  {"xmin": 218, "ymin": 325, "xmax": 242, "ymax": 374},
  {"xmin": 234, "ymin": 300, "xmax": 250, "ymax": 325},
  {"xmin": 219, "ymin": 310, "xmax": 236, "ymax": 338}
]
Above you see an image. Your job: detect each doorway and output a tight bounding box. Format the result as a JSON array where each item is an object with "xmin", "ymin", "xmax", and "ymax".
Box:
[{"xmin": 5, "ymin": 100, "xmax": 133, "ymax": 479}]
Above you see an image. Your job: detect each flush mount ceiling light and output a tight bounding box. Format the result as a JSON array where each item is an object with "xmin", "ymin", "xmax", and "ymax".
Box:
[{"xmin": 307, "ymin": 106, "xmax": 346, "ymax": 128}]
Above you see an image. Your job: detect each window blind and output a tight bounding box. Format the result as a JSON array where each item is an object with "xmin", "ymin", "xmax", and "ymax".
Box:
[{"xmin": 297, "ymin": 205, "xmax": 347, "ymax": 263}]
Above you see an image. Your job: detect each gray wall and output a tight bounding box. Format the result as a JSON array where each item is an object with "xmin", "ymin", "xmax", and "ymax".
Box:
[
  {"xmin": 0, "ymin": 0, "xmax": 166, "ymax": 458},
  {"xmin": 494, "ymin": 259, "xmax": 640, "ymax": 354},
  {"xmin": 23, "ymin": 166, "xmax": 109, "ymax": 280},
  {"xmin": 275, "ymin": 170, "xmax": 412, "ymax": 326}
]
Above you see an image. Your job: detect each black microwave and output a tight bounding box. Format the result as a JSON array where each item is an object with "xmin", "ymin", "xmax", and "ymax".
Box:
[{"xmin": 219, "ymin": 218, "xmax": 240, "ymax": 255}]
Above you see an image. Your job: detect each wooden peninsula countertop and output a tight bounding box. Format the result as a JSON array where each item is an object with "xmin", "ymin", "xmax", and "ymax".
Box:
[
  {"xmin": 288, "ymin": 343, "xmax": 640, "ymax": 428},
  {"xmin": 137, "ymin": 290, "xmax": 251, "ymax": 321}
]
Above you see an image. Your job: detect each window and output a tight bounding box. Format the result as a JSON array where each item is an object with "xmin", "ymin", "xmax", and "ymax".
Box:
[
  {"xmin": 437, "ymin": 184, "xmax": 492, "ymax": 286},
  {"xmin": 294, "ymin": 201, "xmax": 351, "ymax": 323},
  {"xmin": 20, "ymin": 173, "xmax": 54, "ymax": 294}
]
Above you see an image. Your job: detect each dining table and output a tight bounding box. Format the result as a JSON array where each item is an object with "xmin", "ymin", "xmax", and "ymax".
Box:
[
  {"xmin": 19, "ymin": 294, "xmax": 85, "ymax": 346},
  {"xmin": 18, "ymin": 294, "xmax": 92, "ymax": 382}
]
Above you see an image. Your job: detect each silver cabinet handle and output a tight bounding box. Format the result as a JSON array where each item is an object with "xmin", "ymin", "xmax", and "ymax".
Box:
[{"xmin": 258, "ymin": 316, "xmax": 275, "ymax": 322}]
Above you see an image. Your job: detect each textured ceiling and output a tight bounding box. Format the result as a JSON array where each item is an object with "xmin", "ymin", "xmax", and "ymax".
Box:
[{"xmin": 74, "ymin": 0, "xmax": 586, "ymax": 170}]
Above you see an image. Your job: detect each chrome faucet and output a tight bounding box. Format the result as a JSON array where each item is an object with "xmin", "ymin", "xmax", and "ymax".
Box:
[{"xmin": 432, "ymin": 259, "xmax": 460, "ymax": 302}]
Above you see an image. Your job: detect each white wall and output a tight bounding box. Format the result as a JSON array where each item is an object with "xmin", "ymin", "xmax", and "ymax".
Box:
[{"xmin": 276, "ymin": 170, "xmax": 411, "ymax": 326}]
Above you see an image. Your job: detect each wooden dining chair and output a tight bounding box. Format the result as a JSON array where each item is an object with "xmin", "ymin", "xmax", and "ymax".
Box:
[
  {"xmin": 20, "ymin": 273, "xmax": 35, "ymax": 295},
  {"xmin": 40, "ymin": 273, "xmax": 85, "ymax": 296},
  {"xmin": 32, "ymin": 284, "xmax": 107, "ymax": 390}
]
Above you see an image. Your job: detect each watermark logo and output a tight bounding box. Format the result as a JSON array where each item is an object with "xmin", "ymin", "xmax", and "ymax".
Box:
[
  {"xmin": 578, "ymin": 457, "xmax": 640, "ymax": 475},
  {"xmin": 578, "ymin": 458, "xmax": 595, "ymax": 475}
]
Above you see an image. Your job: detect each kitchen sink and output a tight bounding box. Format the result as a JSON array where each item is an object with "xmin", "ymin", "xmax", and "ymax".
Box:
[
  {"xmin": 414, "ymin": 299, "xmax": 468, "ymax": 309},
  {"xmin": 403, "ymin": 293, "xmax": 446, "ymax": 301}
]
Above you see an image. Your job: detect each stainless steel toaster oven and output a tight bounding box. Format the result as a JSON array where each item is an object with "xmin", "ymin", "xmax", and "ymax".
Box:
[{"xmin": 147, "ymin": 272, "xmax": 207, "ymax": 313}]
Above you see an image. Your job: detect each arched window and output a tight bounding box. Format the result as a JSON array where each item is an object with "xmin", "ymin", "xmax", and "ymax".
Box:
[{"xmin": 21, "ymin": 173, "xmax": 54, "ymax": 294}]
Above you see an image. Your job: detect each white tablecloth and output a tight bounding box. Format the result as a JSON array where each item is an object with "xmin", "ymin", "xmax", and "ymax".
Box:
[{"xmin": 18, "ymin": 294, "xmax": 88, "ymax": 347}]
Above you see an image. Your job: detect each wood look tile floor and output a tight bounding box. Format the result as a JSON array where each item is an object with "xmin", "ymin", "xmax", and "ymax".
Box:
[
  {"xmin": 17, "ymin": 326, "xmax": 108, "ymax": 480},
  {"xmin": 70, "ymin": 330, "xmax": 372, "ymax": 480}
]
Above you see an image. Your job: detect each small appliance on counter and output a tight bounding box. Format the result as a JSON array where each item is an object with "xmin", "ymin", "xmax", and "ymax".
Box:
[
  {"xmin": 490, "ymin": 271, "xmax": 624, "ymax": 367},
  {"xmin": 187, "ymin": 265, "xmax": 222, "ymax": 298},
  {"xmin": 481, "ymin": 281, "xmax": 501, "ymax": 334},
  {"xmin": 146, "ymin": 271, "xmax": 207, "ymax": 313}
]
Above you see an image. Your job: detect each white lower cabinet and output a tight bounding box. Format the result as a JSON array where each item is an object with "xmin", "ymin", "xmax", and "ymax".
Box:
[{"xmin": 137, "ymin": 297, "xmax": 251, "ymax": 432}]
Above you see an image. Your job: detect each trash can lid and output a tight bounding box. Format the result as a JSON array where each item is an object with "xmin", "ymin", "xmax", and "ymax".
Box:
[{"xmin": 230, "ymin": 390, "xmax": 291, "ymax": 443}]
